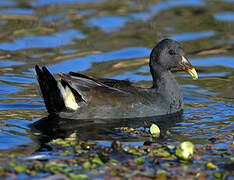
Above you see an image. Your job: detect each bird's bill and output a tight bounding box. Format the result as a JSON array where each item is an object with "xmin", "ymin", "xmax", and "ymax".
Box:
[{"xmin": 180, "ymin": 56, "xmax": 198, "ymax": 80}]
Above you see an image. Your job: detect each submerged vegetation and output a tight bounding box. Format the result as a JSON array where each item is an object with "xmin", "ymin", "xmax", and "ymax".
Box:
[{"xmin": 0, "ymin": 124, "xmax": 233, "ymax": 179}]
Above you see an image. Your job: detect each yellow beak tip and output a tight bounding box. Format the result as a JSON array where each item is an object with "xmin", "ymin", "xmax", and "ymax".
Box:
[{"xmin": 188, "ymin": 68, "xmax": 198, "ymax": 80}]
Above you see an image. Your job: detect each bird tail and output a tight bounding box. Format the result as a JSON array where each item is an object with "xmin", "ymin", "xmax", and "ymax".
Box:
[{"xmin": 34, "ymin": 65, "xmax": 66, "ymax": 113}]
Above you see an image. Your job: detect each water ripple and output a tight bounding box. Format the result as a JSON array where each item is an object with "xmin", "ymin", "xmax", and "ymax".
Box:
[
  {"xmin": 171, "ymin": 31, "xmax": 216, "ymax": 41},
  {"xmin": 31, "ymin": 0, "xmax": 103, "ymax": 7},
  {"xmin": 151, "ymin": 0, "xmax": 205, "ymax": 15},
  {"xmin": 0, "ymin": 8, "xmax": 35, "ymax": 15},
  {"xmin": 84, "ymin": 15, "xmax": 129, "ymax": 33},
  {"xmin": 0, "ymin": 60, "xmax": 25, "ymax": 67},
  {"xmin": 214, "ymin": 12, "xmax": 234, "ymax": 21},
  {"xmin": 0, "ymin": 29, "xmax": 86, "ymax": 51},
  {"xmin": 191, "ymin": 56, "xmax": 234, "ymax": 68},
  {"xmin": 49, "ymin": 47, "xmax": 151, "ymax": 73}
]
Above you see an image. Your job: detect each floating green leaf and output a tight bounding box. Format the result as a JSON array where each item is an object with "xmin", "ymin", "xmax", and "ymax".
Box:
[
  {"xmin": 82, "ymin": 161, "xmax": 91, "ymax": 169},
  {"xmin": 149, "ymin": 123, "xmax": 160, "ymax": 137},
  {"xmin": 214, "ymin": 172, "xmax": 222, "ymax": 178},
  {"xmin": 13, "ymin": 164, "xmax": 28, "ymax": 173},
  {"xmin": 176, "ymin": 141, "xmax": 194, "ymax": 160},
  {"xmin": 133, "ymin": 157, "xmax": 146, "ymax": 164},
  {"xmin": 156, "ymin": 169, "xmax": 167, "ymax": 179},
  {"xmin": 166, "ymin": 130, "xmax": 171, "ymax": 135},
  {"xmin": 167, "ymin": 145, "xmax": 175, "ymax": 150},
  {"xmin": 206, "ymin": 162, "xmax": 218, "ymax": 169},
  {"xmin": 69, "ymin": 173, "xmax": 88, "ymax": 180},
  {"xmin": 91, "ymin": 156, "xmax": 104, "ymax": 166}
]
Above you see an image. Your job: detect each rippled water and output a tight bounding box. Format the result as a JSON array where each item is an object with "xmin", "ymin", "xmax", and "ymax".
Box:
[{"xmin": 0, "ymin": 0, "xmax": 233, "ymax": 168}]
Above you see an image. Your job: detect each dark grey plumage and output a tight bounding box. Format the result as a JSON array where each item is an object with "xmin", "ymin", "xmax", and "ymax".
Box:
[{"xmin": 35, "ymin": 39, "xmax": 198, "ymax": 119}]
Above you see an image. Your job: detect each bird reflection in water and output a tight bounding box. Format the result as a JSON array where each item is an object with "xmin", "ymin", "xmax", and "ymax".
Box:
[{"xmin": 29, "ymin": 112, "xmax": 183, "ymax": 150}]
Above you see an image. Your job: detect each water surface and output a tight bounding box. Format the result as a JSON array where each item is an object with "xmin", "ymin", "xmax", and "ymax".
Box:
[{"xmin": 0, "ymin": 0, "xmax": 233, "ymax": 178}]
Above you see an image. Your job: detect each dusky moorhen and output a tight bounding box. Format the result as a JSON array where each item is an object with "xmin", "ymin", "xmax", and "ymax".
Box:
[{"xmin": 35, "ymin": 39, "xmax": 198, "ymax": 119}]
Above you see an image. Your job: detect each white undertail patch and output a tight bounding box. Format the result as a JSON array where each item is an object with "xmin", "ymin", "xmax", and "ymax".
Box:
[{"xmin": 58, "ymin": 82, "xmax": 79, "ymax": 110}]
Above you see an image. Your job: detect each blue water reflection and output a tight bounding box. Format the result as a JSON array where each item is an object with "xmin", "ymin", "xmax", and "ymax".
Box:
[
  {"xmin": 0, "ymin": 102, "xmax": 43, "ymax": 110},
  {"xmin": 85, "ymin": 15, "xmax": 129, "ymax": 33},
  {"xmin": 0, "ymin": 84, "xmax": 21, "ymax": 94},
  {"xmin": 0, "ymin": 8, "xmax": 35, "ymax": 15},
  {"xmin": 0, "ymin": 132, "xmax": 31, "ymax": 150},
  {"xmin": 40, "ymin": 14, "xmax": 65, "ymax": 21},
  {"xmin": 111, "ymin": 73, "xmax": 152, "ymax": 82},
  {"xmin": 0, "ymin": 29, "xmax": 86, "ymax": 51},
  {"xmin": 129, "ymin": 12, "xmax": 152, "ymax": 21},
  {"xmin": 0, "ymin": 76, "xmax": 34, "ymax": 84},
  {"xmin": 0, "ymin": 0, "xmax": 16, "ymax": 6},
  {"xmin": 49, "ymin": 47, "xmax": 151, "ymax": 73},
  {"xmin": 151, "ymin": 0, "xmax": 205, "ymax": 15},
  {"xmin": 181, "ymin": 72, "xmax": 230, "ymax": 78},
  {"xmin": 126, "ymin": 0, "xmax": 205, "ymax": 21},
  {"xmin": 171, "ymin": 31, "xmax": 216, "ymax": 41},
  {"xmin": 77, "ymin": 9, "xmax": 96, "ymax": 16},
  {"xmin": 0, "ymin": 60, "xmax": 25, "ymax": 67},
  {"xmin": 192, "ymin": 56, "xmax": 234, "ymax": 68},
  {"xmin": 31, "ymin": 0, "xmax": 103, "ymax": 6},
  {"xmin": 214, "ymin": 12, "xmax": 234, "ymax": 21}
]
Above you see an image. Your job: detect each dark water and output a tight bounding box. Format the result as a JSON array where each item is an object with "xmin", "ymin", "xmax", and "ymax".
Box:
[{"xmin": 0, "ymin": 0, "xmax": 233, "ymax": 167}]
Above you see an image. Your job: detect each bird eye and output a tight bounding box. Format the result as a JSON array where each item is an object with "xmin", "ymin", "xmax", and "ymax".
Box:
[{"xmin": 168, "ymin": 49, "xmax": 176, "ymax": 55}]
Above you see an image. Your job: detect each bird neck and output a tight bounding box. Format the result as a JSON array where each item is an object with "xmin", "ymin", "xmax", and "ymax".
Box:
[
  {"xmin": 151, "ymin": 67, "xmax": 183, "ymax": 112},
  {"xmin": 151, "ymin": 66, "xmax": 179, "ymax": 93}
]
